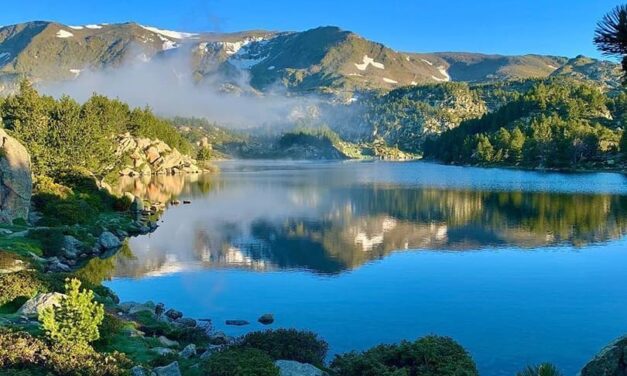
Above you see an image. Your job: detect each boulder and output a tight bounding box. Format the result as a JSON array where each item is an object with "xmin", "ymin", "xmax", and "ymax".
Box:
[
  {"xmin": 225, "ymin": 319, "xmax": 249, "ymax": 326},
  {"xmin": 275, "ymin": 360, "xmax": 325, "ymax": 376},
  {"xmin": 99, "ymin": 231, "xmax": 122, "ymax": 250},
  {"xmin": 158, "ymin": 335, "xmax": 179, "ymax": 348},
  {"xmin": 179, "ymin": 344, "xmax": 196, "ymax": 359},
  {"xmin": 47, "ymin": 260, "xmax": 71, "ymax": 273},
  {"xmin": 151, "ymin": 347, "xmax": 175, "ymax": 356},
  {"xmin": 154, "ymin": 361, "xmax": 181, "ymax": 376},
  {"xmin": 580, "ymin": 335, "xmax": 627, "ymax": 376},
  {"xmin": 174, "ymin": 317, "xmax": 197, "ymax": 327},
  {"xmin": 130, "ymin": 366, "xmax": 149, "ymax": 376},
  {"xmin": 0, "ymin": 129, "xmax": 32, "ymax": 223},
  {"xmin": 209, "ymin": 331, "xmax": 230, "ymax": 345},
  {"xmin": 258, "ymin": 313, "xmax": 275, "ymax": 325},
  {"xmin": 165, "ymin": 308, "xmax": 183, "ymax": 321},
  {"xmin": 61, "ymin": 235, "xmax": 83, "ymax": 259},
  {"xmin": 18, "ymin": 293, "xmax": 65, "ymax": 317}
]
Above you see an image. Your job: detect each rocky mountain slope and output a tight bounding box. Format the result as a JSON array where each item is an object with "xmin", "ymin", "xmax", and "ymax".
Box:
[{"xmin": 0, "ymin": 21, "xmax": 621, "ymax": 94}]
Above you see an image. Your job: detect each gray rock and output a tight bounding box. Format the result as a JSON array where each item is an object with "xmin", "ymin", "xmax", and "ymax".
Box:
[
  {"xmin": 99, "ymin": 231, "xmax": 122, "ymax": 250},
  {"xmin": 47, "ymin": 261, "xmax": 71, "ymax": 273},
  {"xmin": 154, "ymin": 361, "xmax": 181, "ymax": 376},
  {"xmin": 179, "ymin": 344, "xmax": 197, "ymax": 359},
  {"xmin": 275, "ymin": 360, "xmax": 325, "ymax": 376},
  {"xmin": 0, "ymin": 128, "xmax": 32, "ymax": 224},
  {"xmin": 580, "ymin": 335, "xmax": 627, "ymax": 376},
  {"xmin": 17, "ymin": 293, "xmax": 65, "ymax": 317},
  {"xmin": 225, "ymin": 319, "xmax": 249, "ymax": 326},
  {"xmin": 150, "ymin": 347, "xmax": 175, "ymax": 356},
  {"xmin": 258, "ymin": 313, "xmax": 275, "ymax": 325},
  {"xmin": 158, "ymin": 335, "xmax": 179, "ymax": 348},
  {"xmin": 120, "ymin": 301, "xmax": 155, "ymax": 315},
  {"xmin": 209, "ymin": 331, "xmax": 229, "ymax": 345},
  {"xmin": 175, "ymin": 317, "xmax": 197, "ymax": 327},
  {"xmin": 130, "ymin": 366, "xmax": 149, "ymax": 376},
  {"xmin": 165, "ymin": 309, "xmax": 183, "ymax": 321},
  {"xmin": 61, "ymin": 235, "xmax": 83, "ymax": 259}
]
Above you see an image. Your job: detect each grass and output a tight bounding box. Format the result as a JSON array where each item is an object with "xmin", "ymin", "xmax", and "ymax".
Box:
[{"xmin": 0, "ymin": 236, "xmax": 44, "ymax": 258}]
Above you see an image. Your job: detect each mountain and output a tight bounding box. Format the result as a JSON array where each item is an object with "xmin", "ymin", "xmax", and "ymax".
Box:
[{"xmin": 0, "ymin": 21, "xmax": 621, "ymax": 94}]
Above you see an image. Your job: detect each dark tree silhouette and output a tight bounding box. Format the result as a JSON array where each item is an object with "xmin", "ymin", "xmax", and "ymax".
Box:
[{"xmin": 594, "ymin": 4, "xmax": 627, "ymax": 81}]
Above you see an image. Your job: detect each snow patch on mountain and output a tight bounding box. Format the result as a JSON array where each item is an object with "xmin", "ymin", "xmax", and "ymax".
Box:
[
  {"xmin": 227, "ymin": 39, "xmax": 270, "ymax": 70},
  {"xmin": 547, "ymin": 64, "xmax": 558, "ymax": 70},
  {"xmin": 86, "ymin": 24, "xmax": 103, "ymax": 29},
  {"xmin": 421, "ymin": 59, "xmax": 433, "ymax": 66},
  {"xmin": 155, "ymin": 34, "xmax": 178, "ymax": 50},
  {"xmin": 69, "ymin": 69, "xmax": 82, "ymax": 77},
  {"xmin": 355, "ymin": 55, "xmax": 385, "ymax": 71},
  {"xmin": 140, "ymin": 25, "xmax": 197, "ymax": 40},
  {"xmin": 68, "ymin": 25, "xmax": 84, "ymax": 30},
  {"xmin": 56, "ymin": 30, "xmax": 74, "ymax": 38},
  {"xmin": 432, "ymin": 66, "xmax": 450, "ymax": 82},
  {"xmin": 383, "ymin": 77, "xmax": 398, "ymax": 84}
]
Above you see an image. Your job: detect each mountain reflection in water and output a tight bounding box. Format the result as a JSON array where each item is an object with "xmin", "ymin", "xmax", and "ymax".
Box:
[{"xmin": 104, "ymin": 161, "xmax": 627, "ymax": 278}]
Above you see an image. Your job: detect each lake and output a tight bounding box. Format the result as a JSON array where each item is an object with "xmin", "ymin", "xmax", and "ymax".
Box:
[{"xmin": 103, "ymin": 160, "xmax": 627, "ymax": 375}]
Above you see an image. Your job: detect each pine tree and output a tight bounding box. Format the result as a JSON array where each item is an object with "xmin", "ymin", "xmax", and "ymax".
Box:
[
  {"xmin": 39, "ymin": 278, "xmax": 104, "ymax": 350},
  {"xmin": 594, "ymin": 5, "xmax": 627, "ymax": 82}
]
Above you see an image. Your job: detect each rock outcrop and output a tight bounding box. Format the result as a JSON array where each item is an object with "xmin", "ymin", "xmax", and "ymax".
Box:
[
  {"xmin": 0, "ymin": 129, "xmax": 32, "ymax": 223},
  {"xmin": 115, "ymin": 133, "xmax": 200, "ymax": 176},
  {"xmin": 17, "ymin": 292, "xmax": 65, "ymax": 317},
  {"xmin": 275, "ymin": 360, "xmax": 325, "ymax": 376},
  {"xmin": 580, "ymin": 335, "xmax": 627, "ymax": 376}
]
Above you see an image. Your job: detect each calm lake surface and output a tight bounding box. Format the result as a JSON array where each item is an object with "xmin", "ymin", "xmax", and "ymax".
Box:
[{"xmin": 104, "ymin": 160, "xmax": 627, "ymax": 375}]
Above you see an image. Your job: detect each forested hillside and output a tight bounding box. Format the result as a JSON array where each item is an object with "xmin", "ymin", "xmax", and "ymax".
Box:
[{"xmin": 422, "ymin": 79, "xmax": 625, "ymax": 169}]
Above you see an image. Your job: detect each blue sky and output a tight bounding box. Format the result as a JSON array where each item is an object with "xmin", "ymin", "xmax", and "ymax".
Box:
[{"xmin": 1, "ymin": 0, "xmax": 621, "ymax": 58}]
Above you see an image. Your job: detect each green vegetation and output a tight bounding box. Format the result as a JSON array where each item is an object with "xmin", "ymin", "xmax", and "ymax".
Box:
[
  {"xmin": 330, "ymin": 335, "xmax": 478, "ymax": 376},
  {"xmin": 0, "ymin": 81, "xmax": 191, "ymax": 179},
  {"xmin": 39, "ymin": 278, "xmax": 105, "ymax": 350},
  {"xmin": 359, "ymin": 82, "xmax": 486, "ymax": 152},
  {"xmin": 424, "ymin": 79, "xmax": 625, "ymax": 169},
  {"xmin": 594, "ymin": 4, "xmax": 627, "ymax": 82},
  {"xmin": 0, "ymin": 328, "xmax": 131, "ymax": 376},
  {"xmin": 517, "ymin": 363, "xmax": 563, "ymax": 376},
  {"xmin": 237, "ymin": 328, "xmax": 328, "ymax": 367},
  {"xmin": 203, "ymin": 348, "xmax": 279, "ymax": 376},
  {"xmin": 0, "ymin": 270, "xmax": 49, "ymax": 306}
]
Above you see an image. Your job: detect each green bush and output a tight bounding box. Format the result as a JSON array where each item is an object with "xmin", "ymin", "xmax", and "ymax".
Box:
[
  {"xmin": 203, "ymin": 348, "xmax": 279, "ymax": 376},
  {"xmin": 0, "ymin": 328, "xmax": 130, "ymax": 376},
  {"xmin": 237, "ymin": 329, "xmax": 328, "ymax": 367},
  {"xmin": 330, "ymin": 335, "xmax": 478, "ymax": 376},
  {"xmin": 39, "ymin": 278, "xmax": 105, "ymax": 350},
  {"xmin": 0, "ymin": 270, "xmax": 48, "ymax": 306},
  {"xmin": 149, "ymin": 352, "xmax": 180, "ymax": 368},
  {"xmin": 133, "ymin": 310, "xmax": 209, "ymax": 344},
  {"xmin": 93, "ymin": 313, "xmax": 126, "ymax": 349},
  {"xmin": 517, "ymin": 363, "xmax": 563, "ymax": 376},
  {"xmin": 27, "ymin": 228, "xmax": 66, "ymax": 257},
  {"xmin": 196, "ymin": 147, "xmax": 213, "ymax": 161}
]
